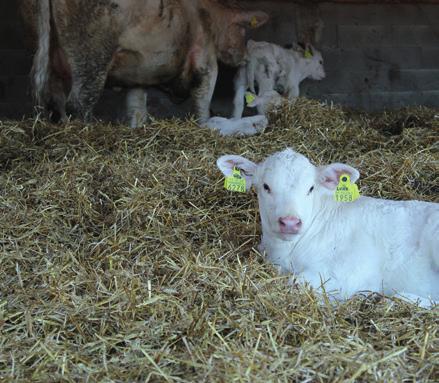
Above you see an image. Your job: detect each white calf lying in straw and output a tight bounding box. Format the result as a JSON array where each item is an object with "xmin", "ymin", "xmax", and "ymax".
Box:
[
  {"xmin": 202, "ymin": 115, "xmax": 268, "ymax": 136},
  {"xmin": 233, "ymin": 40, "xmax": 326, "ymax": 118},
  {"xmin": 217, "ymin": 149, "xmax": 439, "ymax": 307},
  {"xmin": 125, "ymin": 88, "xmax": 267, "ymax": 136}
]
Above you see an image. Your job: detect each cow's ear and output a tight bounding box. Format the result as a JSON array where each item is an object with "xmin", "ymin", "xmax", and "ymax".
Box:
[
  {"xmin": 317, "ymin": 163, "xmax": 360, "ymax": 191},
  {"xmin": 233, "ymin": 11, "xmax": 269, "ymax": 29},
  {"xmin": 217, "ymin": 155, "xmax": 258, "ymax": 190}
]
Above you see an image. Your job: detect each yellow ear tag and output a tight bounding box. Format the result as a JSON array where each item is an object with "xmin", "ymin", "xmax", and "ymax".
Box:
[
  {"xmin": 334, "ymin": 174, "xmax": 360, "ymax": 202},
  {"xmin": 224, "ymin": 167, "xmax": 247, "ymax": 193},
  {"xmin": 245, "ymin": 92, "xmax": 256, "ymax": 105},
  {"xmin": 250, "ymin": 16, "xmax": 258, "ymax": 28},
  {"xmin": 304, "ymin": 49, "xmax": 313, "ymax": 59}
]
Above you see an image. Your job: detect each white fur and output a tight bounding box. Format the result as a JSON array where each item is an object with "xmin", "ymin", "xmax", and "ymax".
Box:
[
  {"xmin": 233, "ymin": 40, "xmax": 325, "ymax": 118},
  {"xmin": 217, "ymin": 149, "xmax": 439, "ymax": 307},
  {"xmin": 203, "ymin": 115, "xmax": 267, "ymax": 136}
]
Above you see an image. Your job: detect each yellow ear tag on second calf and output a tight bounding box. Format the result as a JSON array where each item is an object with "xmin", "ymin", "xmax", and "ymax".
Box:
[
  {"xmin": 224, "ymin": 167, "xmax": 247, "ymax": 193},
  {"xmin": 334, "ymin": 174, "xmax": 360, "ymax": 202},
  {"xmin": 245, "ymin": 92, "xmax": 256, "ymax": 105},
  {"xmin": 250, "ymin": 16, "xmax": 258, "ymax": 28},
  {"xmin": 304, "ymin": 49, "xmax": 313, "ymax": 59}
]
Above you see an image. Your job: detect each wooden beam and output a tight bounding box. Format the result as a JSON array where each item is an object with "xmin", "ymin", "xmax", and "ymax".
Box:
[{"xmin": 231, "ymin": 0, "xmax": 439, "ymax": 4}]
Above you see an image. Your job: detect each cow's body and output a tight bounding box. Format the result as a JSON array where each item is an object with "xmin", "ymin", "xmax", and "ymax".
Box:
[
  {"xmin": 20, "ymin": 0, "xmax": 268, "ymax": 130},
  {"xmin": 233, "ymin": 40, "xmax": 325, "ymax": 118},
  {"xmin": 217, "ymin": 149, "xmax": 439, "ymax": 307}
]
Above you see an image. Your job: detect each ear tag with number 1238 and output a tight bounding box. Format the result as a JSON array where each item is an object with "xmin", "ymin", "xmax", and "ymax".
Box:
[
  {"xmin": 334, "ymin": 174, "xmax": 360, "ymax": 202},
  {"xmin": 224, "ymin": 167, "xmax": 247, "ymax": 193}
]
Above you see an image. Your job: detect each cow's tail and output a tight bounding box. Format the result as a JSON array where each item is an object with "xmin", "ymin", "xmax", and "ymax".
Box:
[{"xmin": 32, "ymin": 0, "xmax": 52, "ymax": 108}]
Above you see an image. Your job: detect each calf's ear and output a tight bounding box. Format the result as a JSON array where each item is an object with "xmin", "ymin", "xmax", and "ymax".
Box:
[
  {"xmin": 233, "ymin": 11, "xmax": 269, "ymax": 29},
  {"xmin": 216, "ymin": 155, "xmax": 258, "ymax": 190},
  {"xmin": 317, "ymin": 163, "xmax": 360, "ymax": 191}
]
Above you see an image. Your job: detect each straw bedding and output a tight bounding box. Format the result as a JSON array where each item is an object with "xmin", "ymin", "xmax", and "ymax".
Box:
[{"xmin": 0, "ymin": 99, "xmax": 438, "ymax": 382}]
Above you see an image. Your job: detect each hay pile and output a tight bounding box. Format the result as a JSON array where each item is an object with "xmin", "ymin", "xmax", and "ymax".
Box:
[{"xmin": 0, "ymin": 99, "xmax": 438, "ymax": 382}]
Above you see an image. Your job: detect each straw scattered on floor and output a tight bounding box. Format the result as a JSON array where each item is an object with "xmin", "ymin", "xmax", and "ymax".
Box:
[{"xmin": 0, "ymin": 99, "xmax": 438, "ymax": 382}]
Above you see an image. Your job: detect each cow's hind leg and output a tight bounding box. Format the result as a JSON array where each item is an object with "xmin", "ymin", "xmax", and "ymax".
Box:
[
  {"xmin": 67, "ymin": 59, "xmax": 112, "ymax": 121},
  {"xmin": 57, "ymin": 2, "xmax": 119, "ymax": 121}
]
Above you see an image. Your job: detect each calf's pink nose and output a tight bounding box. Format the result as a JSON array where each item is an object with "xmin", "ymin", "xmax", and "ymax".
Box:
[{"xmin": 278, "ymin": 216, "xmax": 302, "ymax": 234}]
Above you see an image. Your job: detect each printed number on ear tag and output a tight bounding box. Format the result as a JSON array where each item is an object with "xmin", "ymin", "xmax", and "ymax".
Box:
[
  {"xmin": 245, "ymin": 92, "xmax": 256, "ymax": 106},
  {"xmin": 334, "ymin": 173, "xmax": 360, "ymax": 202},
  {"xmin": 224, "ymin": 167, "xmax": 247, "ymax": 193},
  {"xmin": 304, "ymin": 49, "xmax": 313, "ymax": 59},
  {"xmin": 250, "ymin": 16, "xmax": 258, "ymax": 28}
]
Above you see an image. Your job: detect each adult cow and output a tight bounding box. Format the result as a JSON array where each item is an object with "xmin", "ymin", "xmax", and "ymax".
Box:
[{"xmin": 20, "ymin": 0, "xmax": 269, "ymax": 128}]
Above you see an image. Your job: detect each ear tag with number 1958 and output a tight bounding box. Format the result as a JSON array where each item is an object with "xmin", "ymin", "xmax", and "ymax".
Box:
[
  {"xmin": 224, "ymin": 167, "xmax": 247, "ymax": 193},
  {"xmin": 334, "ymin": 174, "xmax": 360, "ymax": 202}
]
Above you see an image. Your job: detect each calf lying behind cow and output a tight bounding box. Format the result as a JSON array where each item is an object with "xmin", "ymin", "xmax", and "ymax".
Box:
[
  {"xmin": 233, "ymin": 40, "xmax": 326, "ymax": 118},
  {"xmin": 217, "ymin": 149, "xmax": 439, "ymax": 307}
]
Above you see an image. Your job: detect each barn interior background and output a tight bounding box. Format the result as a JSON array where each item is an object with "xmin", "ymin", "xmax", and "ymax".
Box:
[{"xmin": 1, "ymin": 0, "xmax": 438, "ymax": 121}]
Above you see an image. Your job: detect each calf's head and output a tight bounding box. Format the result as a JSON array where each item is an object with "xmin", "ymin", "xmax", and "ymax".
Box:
[
  {"xmin": 211, "ymin": 6, "xmax": 269, "ymax": 66},
  {"xmin": 294, "ymin": 44, "xmax": 326, "ymax": 81},
  {"xmin": 217, "ymin": 149, "xmax": 359, "ymax": 241}
]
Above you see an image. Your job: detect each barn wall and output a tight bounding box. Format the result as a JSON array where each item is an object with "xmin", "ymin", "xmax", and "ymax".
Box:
[
  {"xmin": 215, "ymin": 0, "xmax": 439, "ymax": 113},
  {"xmin": 0, "ymin": 1, "xmax": 438, "ymax": 121}
]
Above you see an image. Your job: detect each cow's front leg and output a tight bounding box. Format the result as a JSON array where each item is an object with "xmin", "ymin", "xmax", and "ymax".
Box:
[
  {"xmin": 232, "ymin": 66, "xmax": 247, "ymax": 119},
  {"xmin": 126, "ymin": 88, "xmax": 148, "ymax": 128},
  {"xmin": 191, "ymin": 61, "xmax": 218, "ymax": 123}
]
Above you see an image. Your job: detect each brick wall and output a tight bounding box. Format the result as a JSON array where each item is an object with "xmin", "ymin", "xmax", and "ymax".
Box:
[
  {"xmin": 229, "ymin": 1, "xmax": 439, "ymax": 112},
  {"xmin": 0, "ymin": 1, "xmax": 438, "ymax": 121}
]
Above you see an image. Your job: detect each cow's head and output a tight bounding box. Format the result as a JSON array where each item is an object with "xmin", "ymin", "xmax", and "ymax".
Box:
[
  {"xmin": 217, "ymin": 149, "xmax": 360, "ymax": 241},
  {"xmin": 213, "ymin": 8, "xmax": 269, "ymax": 66}
]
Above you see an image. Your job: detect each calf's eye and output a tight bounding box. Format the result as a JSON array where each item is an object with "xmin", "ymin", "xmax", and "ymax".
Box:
[
  {"xmin": 308, "ymin": 186, "xmax": 314, "ymax": 194},
  {"xmin": 263, "ymin": 183, "xmax": 271, "ymax": 193}
]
